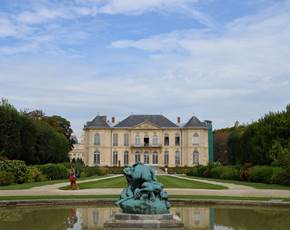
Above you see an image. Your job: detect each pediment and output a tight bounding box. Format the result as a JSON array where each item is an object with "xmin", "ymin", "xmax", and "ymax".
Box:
[{"xmin": 132, "ymin": 121, "xmax": 160, "ymax": 130}]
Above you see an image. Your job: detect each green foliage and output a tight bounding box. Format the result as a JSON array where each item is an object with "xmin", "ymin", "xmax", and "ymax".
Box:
[
  {"xmin": 248, "ymin": 166, "xmax": 276, "ymax": 183},
  {"xmin": 25, "ymin": 166, "xmax": 47, "ymax": 183},
  {"xmin": 0, "ymin": 160, "xmax": 27, "ymax": 184},
  {"xmin": 0, "ymin": 171, "xmax": 15, "ymax": 185},
  {"xmin": 161, "ymin": 167, "xmax": 191, "ymax": 174},
  {"xmin": 0, "ymin": 99, "xmax": 70, "ymax": 164},
  {"xmin": 210, "ymin": 166, "xmax": 240, "ymax": 180},
  {"xmin": 106, "ymin": 166, "xmax": 124, "ymax": 174},
  {"xmin": 83, "ymin": 166, "xmax": 109, "ymax": 177},
  {"xmin": 38, "ymin": 163, "xmax": 68, "ymax": 180}
]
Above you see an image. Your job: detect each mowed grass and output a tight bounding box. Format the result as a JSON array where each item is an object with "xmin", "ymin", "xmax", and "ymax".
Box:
[
  {"xmin": 186, "ymin": 176, "xmax": 290, "ymax": 190},
  {"xmin": 0, "ymin": 175, "xmax": 106, "ymax": 190},
  {"xmin": 62, "ymin": 175, "xmax": 227, "ymax": 190}
]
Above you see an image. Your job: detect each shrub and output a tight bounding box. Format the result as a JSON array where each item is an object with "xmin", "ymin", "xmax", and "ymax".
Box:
[
  {"xmin": 195, "ymin": 165, "xmax": 209, "ymax": 177},
  {"xmin": 0, "ymin": 160, "xmax": 27, "ymax": 184},
  {"xmin": 106, "ymin": 166, "xmax": 124, "ymax": 174},
  {"xmin": 271, "ymin": 167, "xmax": 290, "ymax": 185},
  {"xmin": 164, "ymin": 167, "xmax": 191, "ymax": 174},
  {"xmin": 0, "ymin": 171, "xmax": 15, "ymax": 185},
  {"xmin": 25, "ymin": 166, "xmax": 47, "ymax": 183},
  {"xmin": 186, "ymin": 167, "xmax": 198, "ymax": 176},
  {"xmin": 84, "ymin": 166, "xmax": 108, "ymax": 177},
  {"xmin": 248, "ymin": 166, "xmax": 274, "ymax": 183},
  {"xmin": 38, "ymin": 163, "xmax": 68, "ymax": 180}
]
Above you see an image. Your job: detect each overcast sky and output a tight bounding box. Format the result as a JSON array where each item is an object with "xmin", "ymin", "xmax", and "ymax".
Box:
[{"xmin": 1, "ymin": 0, "xmax": 290, "ymax": 136}]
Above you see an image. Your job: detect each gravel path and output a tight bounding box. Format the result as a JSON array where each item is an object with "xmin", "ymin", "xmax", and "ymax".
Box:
[{"xmin": 1, "ymin": 174, "xmax": 290, "ymax": 198}]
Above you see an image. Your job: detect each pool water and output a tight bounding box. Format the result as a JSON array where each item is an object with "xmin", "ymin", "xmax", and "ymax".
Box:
[{"xmin": 0, "ymin": 205, "xmax": 289, "ymax": 229}]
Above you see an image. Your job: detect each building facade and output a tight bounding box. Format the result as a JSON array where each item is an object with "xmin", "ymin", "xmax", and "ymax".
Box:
[{"xmin": 69, "ymin": 115, "xmax": 213, "ymax": 167}]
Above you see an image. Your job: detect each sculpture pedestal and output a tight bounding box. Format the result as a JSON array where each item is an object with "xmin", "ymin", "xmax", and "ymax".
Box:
[{"xmin": 104, "ymin": 212, "xmax": 184, "ymax": 229}]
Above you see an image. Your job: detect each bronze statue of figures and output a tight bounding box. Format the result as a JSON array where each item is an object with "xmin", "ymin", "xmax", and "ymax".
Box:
[{"xmin": 116, "ymin": 162, "xmax": 170, "ymax": 214}]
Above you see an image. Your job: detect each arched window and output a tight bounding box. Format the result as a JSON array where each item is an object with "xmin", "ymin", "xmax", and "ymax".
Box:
[
  {"xmin": 135, "ymin": 134, "xmax": 141, "ymax": 146},
  {"xmin": 193, "ymin": 150, "xmax": 199, "ymax": 165},
  {"xmin": 153, "ymin": 135, "xmax": 158, "ymax": 145},
  {"xmin": 124, "ymin": 151, "xmax": 129, "ymax": 165},
  {"xmin": 94, "ymin": 133, "xmax": 100, "ymax": 145},
  {"xmin": 164, "ymin": 151, "xmax": 169, "ymax": 166},
  {"xmin": 152, "ymin": 151, "xmax": 158, "ymax": 164},
  {"xmin": 94, "ymin": 150, "xmax": 100, "ymax": 165},
  {"xmin": 135, "ymin": 151, "xmax": 141, "ymax": 163},
  {"xmin": 192, "ymin": 133, "xmax": 199, "ymax": 145},
  {"xmin": 175, "ymin": 151, "xmax": 180, "ymax": 166},
  {"xmin": 112, "ymin": 151, "xmax": 118, "ymax": 165},
  {"xmin": 164, "ymin": 133, "xmax": 169, "ymax": 146},
  {"xmin": 175, "ymin": 133, "xmax": 180, "ymax": 146},
  {"xmin": 144, "ymin": 151, "xmax": 149, "ymax": 164}
]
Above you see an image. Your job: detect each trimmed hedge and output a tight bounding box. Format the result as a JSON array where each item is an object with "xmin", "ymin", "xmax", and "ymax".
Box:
[
  {"xmin": 38, "ymin": 163, "xmax": 68, "ymax": 180},
  {"xmin": 185, "ymin": 163, "xmax": 290, "ymax": 186}
]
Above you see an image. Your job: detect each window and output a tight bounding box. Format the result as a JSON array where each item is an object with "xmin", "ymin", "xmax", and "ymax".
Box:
[
  {"xmin": 94, "ymin": 151, "xmax": 100, "ymax": 165},
  {"xmin": 144, "ymin": 151, "xmax": 149, "ymax": 164},
  {"xmin": 135, "ymin": 151, "xmax": 141, "ymax": 163},
  {"xmin": 144, "ymin": 135, "xmax": 149, "ymax": 146},
  {"xmin": 193, "ymin": 150, "xmax": 199, "ymax": 164},
  {"xmin": 153, "ymin": 135, "xmax": 158, "ymax": 145},
  {"xmin": 192, "ymin": 133, "xmax": 199, "ymax": 145},
  {"xmin": 164, "ymin": 133, "xmax": 169, "ymax": 146},
  {"xmin": 175, "ymin": 151, "xmax": 180, "ymax": 166},
  {"xmin": 124, "ymin": 133, "xmax": 129, "ymax": 146},
  {"xmin": 94, "ymin": 133, "xmax": 100, "ymax": 145},
  {"xmin": 152, "ymin": 151, "xmax": 158, "ymax": 164},
  {"xmin": 113, "ymin": 151, "xmax": 118, "ymax": 165},
  {"xmin": 113, "ymin": 133, "xmax": 118, "ymax": 146},
  {"xmin": 175, "ymin": 133, "xmax": 180, "ymax": 146},
  {"xmin": 164, "ymin": 151, "xmax": 169, "ymax": 165},
  {"xmin": 135, "ymin": 134, "xmax": 141, "ymax": 146},
  {"xmin": 124, "ymin": 151, "xmax": 129, "ymax": 165}
]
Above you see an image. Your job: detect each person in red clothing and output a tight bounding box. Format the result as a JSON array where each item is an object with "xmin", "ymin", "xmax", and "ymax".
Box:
[{"xmin": 69, "ymin": 167, "xmax": 79, "ymax": 190}]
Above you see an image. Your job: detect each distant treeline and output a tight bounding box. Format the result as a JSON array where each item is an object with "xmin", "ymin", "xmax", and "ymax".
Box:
[
  {"xmin": 214, "ymin": 104, "xmax": 290, "ymax": 165},
  {"xmin": 0, "ymin": 99, "xmax": 74, "ymax": 164}
]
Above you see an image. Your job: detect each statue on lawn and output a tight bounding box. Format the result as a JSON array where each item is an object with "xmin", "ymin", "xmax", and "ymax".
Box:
[{"xmin": 116, "ymin": 162, "xmax": 170, "ymax": 214}]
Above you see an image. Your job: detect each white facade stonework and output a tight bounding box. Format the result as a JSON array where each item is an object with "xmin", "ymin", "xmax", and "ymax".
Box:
[{"xmin": 69, "ymin": 115, "xmax": 211, "ymax": 167}]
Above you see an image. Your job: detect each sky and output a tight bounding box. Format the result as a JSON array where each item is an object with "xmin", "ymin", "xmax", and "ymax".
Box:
[{"xmin": 0, "ymin": 0, "xmax": 290, "ymax": 136}]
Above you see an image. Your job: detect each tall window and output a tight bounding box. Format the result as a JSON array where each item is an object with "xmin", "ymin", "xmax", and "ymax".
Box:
[
  {"xmin": 113, "ymin": 151, "xmax": 118, "ymax": 165},
  {"xmin": 135, "ymin": 134, "xmax": 141, "ymax": 146},
  {"xmin": 124, "ymin": 151, "xmax": 129, "ymax": 165},
  {"xmin": 152, "ymin": 151, "xmax": 158, "ymax": 164},
  {"xmin": 164, "ymin": 133, "xmax": 169, "ymax": 146},
  {"xmin": 193, "ymin": 150, "xmax": 199, "ymax": 164},
  {"xmin": 124, "ymin": 133, "xmax": 129, "ymax": 146},
  {"xmin": 164, "ymin": 151, "xmax": 169, "ymax": 165},
  {"xmin": 144, "ymin": 152, "xmax": 149, "ymax": 164},
  {"xmin": 192, "ymin": 133, "xmax": 199, "ymax": 145},
  {"xmin": 113, "ymin": 133, "xmax": 118, "ymax": 146},
  {"xmin": 144, "ymin": 135, "xmax": 149, "ymax": 146},
  {"xmin": 94, "ymin": 133, "xmax": 100, "ymax": 145},
  {"xmin": 135, "ymin": 151, "xmax": 141, "ymax": 163},
  {"xmin": 175, "ymin": 151, "xmax": 180, "ymax": 166},
  {"xmin": 94, "ymin": 150, "xmax": 100, "ymax": 165},
  {"xmin": 175, "ymin": 133, "xmax": 180, "ymax": 146},
  {"xmin": 153, "ymin": 134, "xmax": 158, "ymax": 145}
]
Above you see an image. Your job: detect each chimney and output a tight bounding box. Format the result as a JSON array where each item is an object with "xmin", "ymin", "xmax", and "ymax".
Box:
[
  {"xmin": 177, "ymin": 117, "xmax": 181, "ymax": 124},
  {"xmin": 112, "ymin": 116, "xmax": 115, "ymax": 124}
]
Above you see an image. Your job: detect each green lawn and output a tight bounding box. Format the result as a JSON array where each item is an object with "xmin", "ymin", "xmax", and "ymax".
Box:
[
  {"xmin": 0, "ymin": 194, "xmax": 289, "ymax": 202},
  {"xmin": 61, "ymin": 175, "xmax": 227, "ymax": 190},
  {"xmin": 186, "ymin": 176, "xmax": 290, "ymax": 190},
  {"xmin": 0, "ymin": 175, "xmax": 106, "ymax": 190}
]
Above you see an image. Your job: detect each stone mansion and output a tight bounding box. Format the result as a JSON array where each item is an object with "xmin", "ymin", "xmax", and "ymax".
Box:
[{"xmin": 69, "ymin": 114, "xmax": 213, "ymax": 167}]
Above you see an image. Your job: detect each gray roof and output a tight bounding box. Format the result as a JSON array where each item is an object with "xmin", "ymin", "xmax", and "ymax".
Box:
[
  {"xmin": 84, "ymin": 116, "xmax": 110, "ymax": 128},
  {"xmin": 114, "ymin": 115, "xmax": 178, "ymax": 128},
  {"xmin": 183, "ymin": 116, "xmax": 207, "ymax": 128}
]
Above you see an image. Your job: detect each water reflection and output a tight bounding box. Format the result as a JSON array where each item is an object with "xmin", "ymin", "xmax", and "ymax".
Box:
[{"xmin": 0, "ymin": 205, "xmax": 290, "ymax": 229}]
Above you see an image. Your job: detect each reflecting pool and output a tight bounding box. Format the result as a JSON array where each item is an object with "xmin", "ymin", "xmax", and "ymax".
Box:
[{"xmin": 0, "ymin": 205, "xmax": 290, "ymax": 229}]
